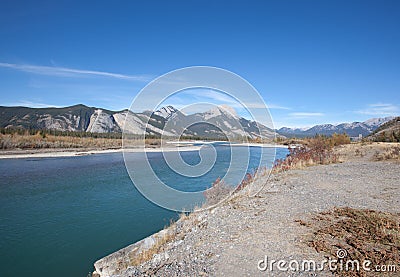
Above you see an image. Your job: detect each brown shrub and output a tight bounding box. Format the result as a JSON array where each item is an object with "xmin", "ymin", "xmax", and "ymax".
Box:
[
  {"xmin": 235, "ymin": 172, "xmax": 255, "ymax": 193},
  {"xmin": 273, "ymin": 135, "xmax": 340, "ymax": 172},
  {"xmin": 330, "ymin": 133, "xmax": 351, "ymax": 146},
  {"xmin": 301, "ymin": 207, "xmax": 400, "ymax": 276}
]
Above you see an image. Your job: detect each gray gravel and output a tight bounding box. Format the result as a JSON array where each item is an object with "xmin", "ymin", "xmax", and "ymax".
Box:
[{"xmin": 112, "ymin": 148, "xmax": 400, "ymax": 277}]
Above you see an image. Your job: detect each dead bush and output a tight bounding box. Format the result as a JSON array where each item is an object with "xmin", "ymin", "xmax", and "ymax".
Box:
[
  {"xmin": 300, "ymin": 207, "xmax": 400, "ymax": 276},
  {"xmin": 273, "ymin": 135, "xmax": 340, "ymax": 172}
]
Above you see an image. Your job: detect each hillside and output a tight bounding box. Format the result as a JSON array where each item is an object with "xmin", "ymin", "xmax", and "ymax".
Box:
[
  {"xmin": 0, "ymin": 104, "xmax": 120, "ymax": 133},
  {"xmin": 367, "ymin": 116, "xmax": 400, "ymax": 142}
]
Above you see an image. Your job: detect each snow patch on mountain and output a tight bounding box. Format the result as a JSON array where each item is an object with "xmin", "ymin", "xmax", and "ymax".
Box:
[
  {"xmin": 154, "ymin": 106, "xmax": 178, "ymax": 119},
  {"xmin": 363, "ymin": 116, "xmax": 395, "ymax": 128},
  {"xmin": 203, "ymin": 107, "xmax": 222, "ymax": 120}
]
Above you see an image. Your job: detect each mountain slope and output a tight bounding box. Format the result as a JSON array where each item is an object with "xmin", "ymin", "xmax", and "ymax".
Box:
[
  {"xmin": 367, "ymin": 117, "xmax": 400, "ymax": 142},
  {"xmin": 0, "ymin": 104, "xmax": 97, "ymax": 131}
]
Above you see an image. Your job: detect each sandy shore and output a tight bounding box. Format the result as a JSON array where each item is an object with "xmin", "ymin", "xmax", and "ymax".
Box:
[
  {"xmin": 223, "ymin": 142, "xmax": 289, "ymax": 148},
  {"xmin": 0, "ymin": 146, "xmax": 204, "ymax": 159},
  {"xmin": 0, "ymin": 143, "xmax": 289, "ymax": 159}
]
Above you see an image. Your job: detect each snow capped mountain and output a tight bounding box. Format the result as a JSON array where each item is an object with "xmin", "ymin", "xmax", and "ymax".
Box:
[
  {"xmin": 363, "ymin": 116, "xmax": 395, "ymax": 129},
  {"xmin": 155, "ymin": 105, "xmax": 274, "ymax": 139},
  {"xmin": 153, "ymin": 105, "xmax": 178, "ymax": 119},
  {"xmin": 203, "ymin": 105, "xmax": 238, "ymax": 120},
  {"xmin": 217, "ymin": 104, "xmax": 238, "ymax": 118},
  {"xmin": 308, "ymin": 124, "xmax": 337, "ymax": 132},
  {"xmin": 278, "ymin": 127, "xmax": 308, "ymax": 134},
  {"xmin": 277, "ymin": 116, "xmax": 395, "ymax": 137}
]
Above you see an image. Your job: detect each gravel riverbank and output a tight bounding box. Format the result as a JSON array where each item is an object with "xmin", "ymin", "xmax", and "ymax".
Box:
[{"xmin": 93, "ymin": 143, "xmax": 400, "ymax": 277}]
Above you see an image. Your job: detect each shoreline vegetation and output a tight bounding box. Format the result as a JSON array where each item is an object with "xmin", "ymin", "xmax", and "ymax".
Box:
[
  {"xmin": 0, "ymin": 128, "xmax": 288, "ymax": 159},
  {"xmin": 91, "ymin": 139, "xmax": 400, "ymax": 277}
]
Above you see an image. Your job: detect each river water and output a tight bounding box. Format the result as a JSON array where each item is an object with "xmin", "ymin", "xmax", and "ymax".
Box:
[{"xmin": 0, "ymin": 144, "xmax": 288, "ymax": 276}]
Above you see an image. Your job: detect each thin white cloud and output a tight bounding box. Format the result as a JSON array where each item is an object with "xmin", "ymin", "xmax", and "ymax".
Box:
[
  {"xmin": 178, "ymin": 89, "xmax": 290, "ymax": 110},
  {"xmin": 1, "ymin": 101, "xmax": 61, "ymax": 108},
  {"xmin": 355, "ymin": 103, "xmax": 399, "ymax": 116},
  {"xmin": 0, "ymin": 62, "xmax": 151, "ymax": 81},
  {"xmin": 289, "ymin": 112, "xmax": 325, "ymax": 117},
  {"xmin": 187, "ymin": 89, "xmax": 238, "ymax": 104},
  {"xmin": 265, "ymin": 103, "xmax": 291, "ymax": 110}
]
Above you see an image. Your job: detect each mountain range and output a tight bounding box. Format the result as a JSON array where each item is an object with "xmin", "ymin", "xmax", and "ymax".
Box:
[
  {"xmin": 277, "ymin": 117, "xmax": 395, "ymax": 138},
  {"xmin": 0, "ymin": 104, "xmax": 275, "ymax": 140},
  {"xmin": 0, "ymin": 104, "xmax": 396, "ymax": 139}
]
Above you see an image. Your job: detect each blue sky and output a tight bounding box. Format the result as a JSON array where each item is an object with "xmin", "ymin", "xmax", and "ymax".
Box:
[{"xmin": 0, "ymin": 0, "xmax": 399, "ymax": 128}]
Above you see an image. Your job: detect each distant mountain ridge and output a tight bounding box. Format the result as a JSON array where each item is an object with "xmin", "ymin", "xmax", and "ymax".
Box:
[
  {"xmin": 277, "ymin": 116, "xmax": 395, "ymax": 138},
  {"xmin": 0, "ymin": 104, "xmax": 275, "ymax": 139}
]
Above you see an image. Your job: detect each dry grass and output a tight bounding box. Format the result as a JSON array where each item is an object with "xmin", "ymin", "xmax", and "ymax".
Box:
[
  {"xmin": 0, "ymin": 132, "xmax": 122, "ymax": 149},
  {"xmin": 203, "ymin": 177, "xmax": 232, "ymax": 206},
  {"xmin": 334, "ymin": 142, "xmax": 400, "ymax": 162},
  {"xmin": 299, "ymin": 207, "xmax": 400, "ymax": 276},
  {"xmin": 129, "ymin": 230, "xmax": 177, "ymax": 267},
  {"xmin": 145, "ymin": 138, "xmax": 161, "ymax": 147},
  {"xmin": 126, "ymin": 209, "xmax": 210, "ymax": 270},
  {"xmin": 128, "ymin": 212, "xmax": 194, "ymax": 267},
  {"xmin": 0, "ymin": 133, "xmax": 166, "ymax": 150},
  {"xmin": 372, "ymin": 146, "xmax": 400, "ymax": 162},
  {"xmin": 203, "ymin": 167, "xmax": 268, "ymax": 207}
]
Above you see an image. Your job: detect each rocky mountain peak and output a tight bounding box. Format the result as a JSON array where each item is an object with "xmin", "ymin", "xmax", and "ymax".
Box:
[{"xmin": 154, "ymin": 106, "xmax": 178, "ymax": 119}]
